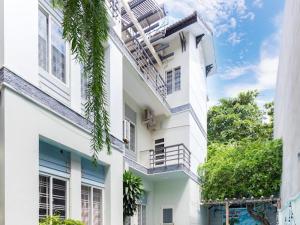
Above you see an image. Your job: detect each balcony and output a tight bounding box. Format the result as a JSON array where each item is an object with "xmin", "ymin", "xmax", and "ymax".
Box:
[{"xmin": 135, "ymin": 143, "xmax": 191, "ymax": 174}]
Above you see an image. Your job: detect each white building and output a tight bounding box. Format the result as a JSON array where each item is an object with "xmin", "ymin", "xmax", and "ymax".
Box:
[
  {"xmin": 0, "ymin": 0, "xmax": 216, "ymax": 225},
  {"xmin": 274, "ymin": 0, "xmax": 300, "ymax": 224}
]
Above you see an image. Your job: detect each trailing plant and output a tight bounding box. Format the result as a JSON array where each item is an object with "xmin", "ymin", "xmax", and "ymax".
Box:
[
  {"xmin": 52, "ymin": 0, "xmax": 111, "ymax": 160},
  {"xmin": 39, "ymin": 216, "xmax": 84, "ymax": 225},
  {"xmin": 123, "ymin": 171, "xmax": 143, "ymax": 224}
]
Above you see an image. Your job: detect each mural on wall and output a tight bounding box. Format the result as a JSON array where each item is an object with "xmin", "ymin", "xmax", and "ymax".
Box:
[
  {"xmin": 221, "ymin": 208, "xmax": 260, "ymax": 225},
  {"xmin": 209, "ymin": 206, "xmax": 277, "ymax": 225}
]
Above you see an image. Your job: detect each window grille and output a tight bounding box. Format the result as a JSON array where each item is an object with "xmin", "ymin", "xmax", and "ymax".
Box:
[
  {"xmin": 163, "ymin": 208, "xmax": 173, "ymax": 224},
  {"xmin": 39, "ymin": 175, "xmax": 67, "ymax": 219},
  {"xmin": 39, "ymin": 176, "xmax": 50, "ymax": 219}
]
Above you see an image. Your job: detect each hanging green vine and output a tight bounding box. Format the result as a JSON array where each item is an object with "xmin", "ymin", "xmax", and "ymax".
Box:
[{"xmin": 52, "ymin": 0, "xmax": 111, "ymax": 159}]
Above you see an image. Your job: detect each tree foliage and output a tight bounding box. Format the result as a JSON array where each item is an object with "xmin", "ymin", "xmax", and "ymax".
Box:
[
  {"xmin": 201, "ymin": 90, "xmax": 282, "ymax": 225},
  {"xmin": 52, "ymin": 0, "xmax": 110, "ymax": 160},
  {"xmin": 200, "ymin": 139, "xmax": 282, "ymax": 200},
  {"xmin": 208, "ymin": 90, "xmax": 273, "ymax": 144},
  {"xmin": 123, "ymin": 171, "xmax": 144, "ymax": 220}
]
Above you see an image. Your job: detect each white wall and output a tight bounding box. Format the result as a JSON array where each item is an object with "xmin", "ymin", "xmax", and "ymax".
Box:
[
  {"xmin": 153, "ymin": 178, "xmax": 190, "ymax": 225},
  {"xmin": 2, "ymin": 88, "xmax": 124, "ymax": 225},
  {"xmin": 274, "ymin": 0, "xmax": 300, "ymax": 207},
  {"xmin": 163, "ymin": 34, "xmax": 190, "ymax": 108},
  {"xmin": 188, "ymin": 33, "xmax": 207, "ymax": 130},
  {"xmin": 3, "ymin": 0, "xmax": 39, "ymax": 85},
  {"xmin": 108, "ymin": 40, "xmax": 123, "ymax": 140}
]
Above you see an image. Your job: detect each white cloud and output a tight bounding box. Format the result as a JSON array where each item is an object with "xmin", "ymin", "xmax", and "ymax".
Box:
[
  {"xmin": 158, "ymin": 0, "xmax": 256, "ymax": 36},
  {"xmin": 227, "ymin": 32, "xmax": 244, "ymax": 45},
  {"xmin": 223, "ymin": 30, "xmax": 280, "ymax": 98},
  {"xmin": 253, "ymin": 0, "xmax": 263, "ymax": 8}
]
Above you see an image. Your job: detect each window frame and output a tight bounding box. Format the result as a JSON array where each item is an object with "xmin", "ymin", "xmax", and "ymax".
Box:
[
  {"xmin": 38, "ymin": 2, "xmax": 70, "ymax": 87},
  {"xmin": 125, "ymin": 119, "xmax": 136, "ymax": 153},
  {"xmin": 174, "ymin": 67, "xmax": 181, "ymax": 91},
  {"xmin": 81, "ymin": 184, "xmax": 105, "ymax": 225},
  {"xmin": 165, "ymin": 67, "xmax": 181, "ymax": 95},
  {"xmin": 39, "ymin": 173, "xmax": 69, "ymax": 220}
]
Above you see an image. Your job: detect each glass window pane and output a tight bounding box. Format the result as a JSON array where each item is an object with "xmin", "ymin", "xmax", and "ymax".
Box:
[
  {"xmin": 174, "ymin": 67, "xmax": 181, "ymax": 91},
  {"xmin": 166, "ymin": 71, "xmax": 173, "ymax": 95},
  {"xmin": 130, "ymin": 123, "xmax": 135, "ymax": 152},
  {"xmin": 81, "ymin": 186, "xmax": 91, "ymax": 225},
  {"xmin": 81, "ymin": 72, "xmax": 88, "ymax": 100},
  {"xmin": 93, "ymin": 188, "xmax": 103, "ymax": 225},
  {"xmin": 51, "ymin": 19, "xmax": 66, "ymax": 82},
  {"xmin": 38, "ymin": 10, "xmax": 48, "ymax": 71},
  {"xmin": 142, "ymin": 205, "xmax": 146, "ymax": 225},
  {"xmin": 52, "ymin": 178, "xmax": 67, "ymax": 219},
  {"xmin": 39, "ymin": 175, "xmax": 50, "ymax": 219},
  {"xmin": 163, "ymin": 208, "xmax": 173, "ymax": 223}
]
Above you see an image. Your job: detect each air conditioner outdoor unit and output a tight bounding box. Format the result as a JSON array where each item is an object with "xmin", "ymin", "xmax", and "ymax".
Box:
[
  {"xmin": 123, "ymin": 120, "xmax": 130, "ymax": 144},
  {"xmin": 144, "ymin": 108, "xmax": 156, "ymax": 130},
  {"xmin": 144, "ymin": 108, "xmax": 154, "ymax": 122}
]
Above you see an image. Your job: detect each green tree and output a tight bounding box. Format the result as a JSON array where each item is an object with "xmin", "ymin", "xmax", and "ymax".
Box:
[
  {"xmin": 201, "ymin": 90, "xmax": 282, "ymax": 225},
  {"xmin": 123, "ymin": 171, "xmax": 144, "ymax": 225},
  {"xmin": 208, "ymin": 90, "xmax": 273, "ymax": 144},
  {"xmin": 52, "ymin": 0, "xmax": 110, "ymax": 160}
]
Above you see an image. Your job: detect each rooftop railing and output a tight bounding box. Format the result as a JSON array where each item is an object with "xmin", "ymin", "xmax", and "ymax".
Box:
[{"xmin": 106, "ymin": 0, "xmax": 168, "ymax": 101}]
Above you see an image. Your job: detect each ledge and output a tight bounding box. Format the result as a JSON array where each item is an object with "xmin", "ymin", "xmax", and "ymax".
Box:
[
  {"xmin": 0, "ymin": 67, "xmax": 124, "ymax": 153},
  {"xmin": 124, "ymin": 156, "xmax": 200, "ymax": 184}
]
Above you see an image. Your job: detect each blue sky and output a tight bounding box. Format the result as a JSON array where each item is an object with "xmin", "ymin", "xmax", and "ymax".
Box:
[{"xmin": 158, "ymin": 0, "xmax": 284, "ymax": 106}]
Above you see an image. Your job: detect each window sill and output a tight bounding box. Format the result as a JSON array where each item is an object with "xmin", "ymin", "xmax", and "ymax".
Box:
[{"xmin": 39, "ymin": 69, "xmax": 71, "ymax": 106}]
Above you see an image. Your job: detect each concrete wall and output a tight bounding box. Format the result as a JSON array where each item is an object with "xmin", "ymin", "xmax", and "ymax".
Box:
[
  {"xmin": 153, "ymin": 178, "xmax": 190, "ymax": 225},
  {"xmin": 1, "ymin": 88, "xmax": 124, "ymax": 225},
  {"xmin": 274, "ymin": 0, "xmax": 300, "ymax": 209},
  {"xmin": 164, "ymin": 33, "xmax": 190, "ymax": 108}
]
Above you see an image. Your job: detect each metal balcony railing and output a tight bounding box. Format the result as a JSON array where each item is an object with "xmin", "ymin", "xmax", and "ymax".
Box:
[
  {"xmin": 106, "ymin": 0, "xmax": 168, "ymax": 101},
  {"xmin": 149, "ymin": 144, "xmax": 191, "ymax": 169}
]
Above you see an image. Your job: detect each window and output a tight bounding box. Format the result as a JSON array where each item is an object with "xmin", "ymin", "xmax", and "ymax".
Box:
[
  {"xmin": 38, "ymin": 7, "xmax": 66, "ymax": 83},
  {"xmin": 81, "ymin": 185, "xmax": 104, "ymax": 225},
  {"xmin": 124, "ymin": 104, "xmax": 137, "ymax": 153},
  {"xmin": 81, "ymin": 73, "xmax": 88, "ymax": 101},
  {"xmin": 166, "ymin": 71, "xmax": 173, "ymax": 95},
  {"xmin": 154, "ymin": 138, "xmax": 165, "ymax": 166},
  {"xmin": 174, "ymin": 67, "xmax": 181, "ymax": 91},
  {"xmin": 124, "ymin": 120, "xmax": 136, "ymax": 152},
  {"xmin": 38, "ymin": 10, "xmax": 48, "ymax": 71},
  {"xmin": 137, "ymin": 204, "xmax": 146, "ymax": 225},
  {"xmin": 162, "ymin": 208, "xmax": 173, "ymax": 224},
  {"xmin": 39, "ymin": 175, "xmax": 67, "ymax": 219},
  {"xmin": 166, "ymin": 67, "xmax": 181, "ymax": 95}
]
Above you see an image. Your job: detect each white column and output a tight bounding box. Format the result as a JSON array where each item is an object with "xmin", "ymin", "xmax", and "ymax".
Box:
[{"xmin": 69, "ymin": 153, "xmax": 82, "ymax": 220}]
